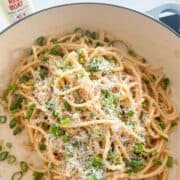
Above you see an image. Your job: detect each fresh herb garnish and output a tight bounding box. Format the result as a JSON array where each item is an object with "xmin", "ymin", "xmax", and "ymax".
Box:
[
  {"xmin": 3, "ymin": 84, "xmax": 17, "ymax": 100},
  {"xmin": 19, "ymin": 74, "xmax": 30, "ymax": 83},
  {"xmin": 134, "ymin": 143, "xmax": 143, "ymax": 154},
  {"xmin": 87, "ymin": 57, "xmax": 105, "ymax": 72},
  {"xmin": 127, "ymin": 110, "xmax": 135, "ymax": 117},
  {"xmin": 9, "ymin": 118, "xmax": 17, "ymax": 128},
  {"xmin": 39, "ymin": 67, "xmax": 49, "ymax": 79},
  {"xmin": 88, "ymin": 155, "xmax": 103, "ymax": 169},
  {"xmin": 86, "ymin": 30, "xmax": 98, "ymax": 39},
  {"xmin": 0, "ymin": 115, "xmax": 7, "ymax": 124},
  {"xmin": 49, "ymin": 45, "xmax": 61, "ymax": 56},
  {"xmin": 59, "ymin": 117, "xmax": 71, "ymax": 126},
  {"xmin": 49, "ymin": 124, "xmax": 64, "ymax": 137},
  {"xmin": 125, "ymin": 156, "xmax": 144, "ymax": 173},
  {"xmin": 153, "ymin": 158, "xmax": 162, "ymax": 165},
  {"xmin": 24, "ymin": 102, "xmax": 36, "ymax": 119},
  {"xmin": 38, "ymin": 143, "xmax": 46, "ymax": 152},
  {"xmin": 7, "ymin": 155, "xmax": 16, "ymax": 164},
  {"xmin": 20, "ymin": 161, "xmax": 29, "ymax": 172},
  {"xmin": 9, "ymin": 95, "xmax": 23, "ymax": 113},
  {"xmin": 128, "ymin": 49, "xmax": 137, "ymax": 57},
  {"xmin": 101, "ymin": 89, "xmax": 119, "ymax": 109},
  {"xmin": 167, "ymin": 156, "xmax": 173, "ymax": 168},
  {"xmin": 13, "ymin": 126, "xmax": 23, "ymax": 135},
  {"xmin": 11, "ymin": 171, "xmax": 23, "ymax": 180},
  {"xmin": 0, "ymin": 151, "xmax": 9, "ymax": 161},
  {"xmin": 142, "ymin": 99, "xmax": 149, "ymax": 110},
  {"xmin": 160, "ymin": 77, "xmax": 170, "ymax": 90},
  {"xmin": 6, "ymin": 142, "xmax": 12, "ymax": 149},
  {"xmin": 107, "ymin": 150, "xmax": 121, "ymax": 165},
  {"xmin": 63, "ymin": 101, "xmax": 71, "ymax": 111},
  {"xmin": 74, "ymin": 27, "xmax": 84, "ymax": 34},
  {"xmin": 159, "ymin": 122, "xmax": 166, "ymax": 130},
  {"xmin": 33, "ymin": 172, "xmax": 44, "ymax": 180},
  {"xmin": 36, "ymin": 36, "xmax": 46, "ymax": 46}
]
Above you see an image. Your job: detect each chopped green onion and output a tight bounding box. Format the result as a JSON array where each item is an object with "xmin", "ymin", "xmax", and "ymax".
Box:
[
  {"xmin": 124, "ymin": 156, "xmax": 144, "ymax": 173},
  {"xmin": 39, "ymin": 67, "xmax": 49, "ymax": 79},
  {"xmin": 6, "ymin": 142, "xmax": 12, "ymax": 149},
  {"xmin": 49, "ymin": 124, "xmax": 64, "ymax": 137},
  {"xmin": 11, "ymin": 171, "xmax": 23, "ymax": 180},
  {"xmin": 88, "ymin": 155, "xmax": 103, "ymax": 169},
  {"xmin": 62, "ymin": 134, "xmax": 70, "ymax": 143},
  {"xmin": 38, "ymin": 144, "xmax": 46, "ymax": 152},
  {"xmin": 128, "ymin": 49, "xmax": 137, "ymax": 57},
  {"xmin": 159, "ymin": 122, "xmax": 166, "ymax": 130},
  {"xmin": 20, "ymin": 161, "xmax": 29, "ymax": 172},
  {"xmin": 33, "ymin": 172, "xmax": 44, "ymax": 180},
  {"xmin": 9, "ymin": 95, "xmax": 23, "ymax": 113},
  {"xmin": 36, "ymin": 36, "xmax": 45, "ymax": 46},
  {"xmin": 13, "ymin": 126, "xmax": 23, "ymax": 135},
  {"xmin": 142, "ymin": 99, "xmax": 149, "ymax": 110},
  {"xmin": 142, "ymin": 58, "xmax": 147, "ymax": 63},
  {"xmin": 3, "ymin": 84, "xmax": 17, "ymax": 100},
  {"xmin": 134, "ymin": 143, "xmax": 144, "ymax": 154},
  {"xmin": 74, "ymin": 27, "xmax": 84, "ymax": 34},
  {"xmin": 160, "ymin": 77, "xmax": 170, "ymax": 90},
  {"xmin": 9, "ymin": 118, "xmax": 17, "ymax": 128},
  {"xmin": 52, "ymin": 109, "xmax": 60, "ymax": 118},
  {"xmin": 87, "ymin": 57, "xmax": 104, "ymax": 72},
  {"xmin": 24, "ymin": 102, "xmax": 36, "ymax": 119},
  {"xmin": 39, "ymin": 55, "xmax": 49, "ymax": 62},
  {"xmin": 7, "ymin": 155, "xmax": 16, "ymax": 164},
  {"xmin": 0, "ymin": 115, "xmax": 7, "ymax": 124},
  {"xmin": 0, "ymin": 145, "xmax": 2, "ymax": 151},
  {"xmin": 153, "ymin": 158, "xmax": 162, "ymax": 165},
  {"xmin": 107, "ymin": 150, "xmax": 121, "ymax": 165},
  {"xmin": 101, "ymin": 89, "xmax": 119, "ymax": 109},
  {"xmin": 19, "ymin": 74, "xmax": 30, "ymax": 83},
  {"xmin": 127, "ymin": 110, "xmax": 135, "ymax": 117},
  {"xmin": 63, "ymin": 101, "xmax": 71, "ymax": 111},
  {"xmin": 72, "ymin": 140, "xmax": 81, "ymax": 147},
  {"xmin": 167, "ymin": 156, "xmax": 173, "ymax": 168},
  {"xmin": 59, "ymin": 117, "xmax": 71, "ymax": 126},
  {"xmin": 49, "ymin": 45, "xmax": 61, "ymax": 56},
  {"xmin": 86, "ymin": 30, "xmax": 98, "ymax": 39},
  {"xmin": 143, "ymin": 79, "xmax": 150, "ymax": 85},
  {"xmin": 0, "ymin": 151, "xmax": 9, "ymax": 161}
]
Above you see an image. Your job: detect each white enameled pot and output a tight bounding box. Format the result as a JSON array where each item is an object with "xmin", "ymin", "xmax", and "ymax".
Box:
[{"xmin": 0, "ymin": 3, "xmax": 179, "ymax": 180}]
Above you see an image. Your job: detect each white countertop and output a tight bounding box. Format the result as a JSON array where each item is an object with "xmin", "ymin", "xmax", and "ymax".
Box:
[{"xmin": 0, "ymin": 0, "xmax": 179, "ymax": 32}]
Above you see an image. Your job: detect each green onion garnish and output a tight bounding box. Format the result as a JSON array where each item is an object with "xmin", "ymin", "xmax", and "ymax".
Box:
[
  {"xmin": 0, "ymin": 151, "xmax": 9, "ymax": 161},
  {"xmin": 0, "ymin": 115, "xmax": 7, "ymax": 124},
  {"xmin": 11, "ymin": 171, "xmax": 23, "ymax": 180},
  {"xmin": 9, "ymin": 118, "xmax": 17, "ymax": 128},
  {"xmin": 7, "ymin": 155, "xmax": 16, "ymax": 164},
  {"xmin": 20, "ymin": 161, "xmax": 29, "ymax": 172}
]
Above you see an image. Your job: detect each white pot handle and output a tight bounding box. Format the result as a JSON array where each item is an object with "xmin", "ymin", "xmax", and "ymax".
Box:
[{"xmin": 146, "ymin": 3, "xmax": 180, "ymax": 35}]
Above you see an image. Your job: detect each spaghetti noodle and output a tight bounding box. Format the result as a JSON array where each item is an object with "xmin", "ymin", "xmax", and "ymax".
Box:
[{"xmin": 1, "ymin": 28, "xmax": 178, "ymax": 180}]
